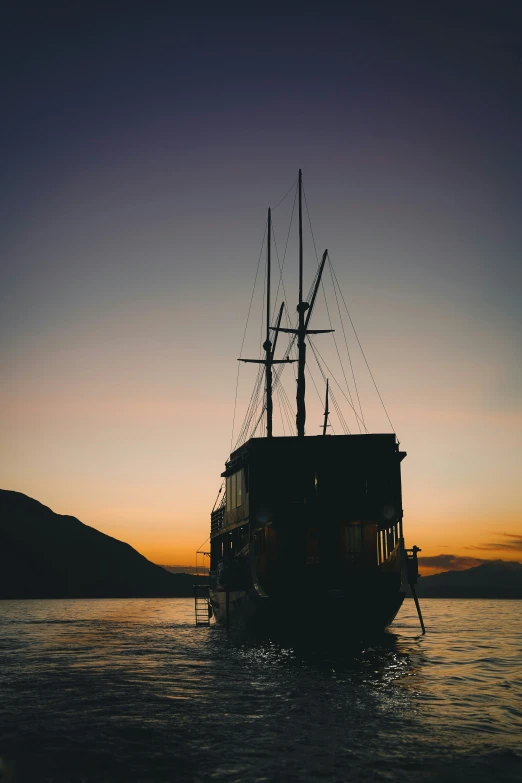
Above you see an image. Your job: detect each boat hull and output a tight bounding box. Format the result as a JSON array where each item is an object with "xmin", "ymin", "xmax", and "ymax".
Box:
[{"xmin": 209, "ymin": 585, "xmax": 405, "ymax": 636}]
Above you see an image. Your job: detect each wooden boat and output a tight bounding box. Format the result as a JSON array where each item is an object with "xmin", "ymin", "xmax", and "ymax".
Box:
[{"xmin": 202, "ymin": 171, "xmax": 424, "ymax": 635}]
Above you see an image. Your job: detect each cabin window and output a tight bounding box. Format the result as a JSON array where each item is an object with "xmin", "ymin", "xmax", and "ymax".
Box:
[
  {"xmin": 231, "ymin": 473, "xmax": 237, "ymax": 508},
  {"xmin": 237, "ymin": 471, "xmax": 242, "ymax": 506},
  {"xmin": 226, "ymin": 477, "xmax": 231, "ymax": 511},
  {"xmin": 226, "ymin": 475, "xmax": 232, "ymax": 511},
  {"xmin": 226, "ymin": 469, "xmax": 244, "ymax": 510}
]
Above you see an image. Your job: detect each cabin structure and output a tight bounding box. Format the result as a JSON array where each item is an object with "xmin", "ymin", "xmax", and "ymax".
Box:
[{"xmin": 210, "ymin": 434, "xmax": 406, "ymax": 596}]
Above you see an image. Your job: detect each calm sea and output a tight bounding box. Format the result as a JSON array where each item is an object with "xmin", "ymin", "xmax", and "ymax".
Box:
[{"xmin": 0, "ymin": 598, "xmax": 521, "ymax": 782}]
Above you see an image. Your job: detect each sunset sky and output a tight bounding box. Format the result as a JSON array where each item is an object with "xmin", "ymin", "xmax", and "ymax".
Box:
[{"xmin": 2, "ymin": 8, "xmax": 521, "ymax": 574}]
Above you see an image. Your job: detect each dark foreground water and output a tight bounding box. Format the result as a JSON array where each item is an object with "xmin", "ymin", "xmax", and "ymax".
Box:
[{"xmin": 0, "ymin": 599, "xmax": 521, "ymax": 783}]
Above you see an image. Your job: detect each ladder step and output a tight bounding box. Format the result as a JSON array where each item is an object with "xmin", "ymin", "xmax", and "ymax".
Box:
[{"xmin": 194, "ymin": 583, "xmax": 211, "ymax": 624}]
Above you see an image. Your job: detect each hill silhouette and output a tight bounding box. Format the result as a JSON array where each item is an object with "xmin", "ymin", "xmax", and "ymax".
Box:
[
  {"xmin": 415, "ymin": 561, "xmax": 522, "ymax": 598},
  {"xmin": 0, "ymin": 490, "xmax": 205, "ymax": 599},
  {"xmin": 3, "ymin": 489, "xmax": 519, "ymax": 601}
]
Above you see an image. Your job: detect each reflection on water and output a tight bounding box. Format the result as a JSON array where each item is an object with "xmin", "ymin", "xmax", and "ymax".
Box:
[{"xmin": 0, "ymin": 599, "xmax": 521, "ymax": 782}]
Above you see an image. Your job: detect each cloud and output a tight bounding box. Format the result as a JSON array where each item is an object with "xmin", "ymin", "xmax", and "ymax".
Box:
[
  {"xmin": 418, "ymin": 554, "xmax": 488, "ymax": 571},
  {"xmin": 464, "ymin": 533, "xmax": 522, "ymax": 553}
]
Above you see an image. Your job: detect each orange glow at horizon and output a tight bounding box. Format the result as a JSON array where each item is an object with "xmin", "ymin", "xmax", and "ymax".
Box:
[{"xmin": 2, "ymin": 335, "xmax": 521, "ymax": 576}]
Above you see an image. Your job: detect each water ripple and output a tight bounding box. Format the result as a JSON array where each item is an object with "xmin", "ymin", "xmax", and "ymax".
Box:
[{"xmin": 0, "ymin": 598, "xmax": 521, "ymax": 781}]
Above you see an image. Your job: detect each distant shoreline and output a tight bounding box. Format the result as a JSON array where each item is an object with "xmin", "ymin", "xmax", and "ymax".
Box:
[
  {"xmin": 405, "ymin": 595, "xmax": 522, "ymax": 600},
  {"xmin": 2, "ymin": 594, "xmax": 521, "ymax": 601}
]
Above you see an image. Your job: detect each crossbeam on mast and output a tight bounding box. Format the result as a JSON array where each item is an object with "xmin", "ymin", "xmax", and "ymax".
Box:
[
  {"xmin": 272, "ymin": 328, "xmax": 333, "ymax": 335},
  {"xmin": 239, "ymin": 358, "xmax": 296, "ymax": 364}
]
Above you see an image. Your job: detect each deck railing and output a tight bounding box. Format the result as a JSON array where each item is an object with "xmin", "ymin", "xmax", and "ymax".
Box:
[{"xmin": 210, "ymin": 506, "xmax": 225, "ymax": 536}]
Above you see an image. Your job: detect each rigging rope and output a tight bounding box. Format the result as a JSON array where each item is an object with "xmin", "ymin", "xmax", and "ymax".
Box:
[
  {"xmin": 279, "ymin": 380, "xmax": 295, "ymax": 432},
  {"xmin": 307, "ymin": 337, "xmax": 349, "ymax": 434},
  {"xmin": 327, "ymin": 258, "xmax": 365, "ymax": 431},
  {"xmin": 302, "ymin": 185, "xmax": 362, "ymax": 431},
  {"xmin": 308, "ymin": 337, "xmax": 368, "ymax": 432},
  {"xmin": 307, "ymin": 358, "xmax": 338, "ymax": 435},
  {"xmin": 229, "ymin": 223, "xmax": 268, "ymax": 452},
  {"xmin": 260, "ymin": 246, "xmax": 267, "ymax": 364},
  {"xmin": 235, "ymin": 365, "xmax": 264, "ymax": 449},
  {"xmin": 275, "ymin": 383, "xmax": 287, "ymax": 436},
  {"xmin": 271, "ymin": 186, "xmax": 297, "ymax": 324},
  {"xmin": 321, "ymin": 264, "xmax": 361, "ymax": 432},
  {"xmin": 246, "ymin": 264, "xmax": 325, "ymax": 440},
  {"xmin": 276, "ymin": 383, "xmax": 290, "ymax": 434},
  {"xmin": 232, "ymin": 183, "xmax": 298, "ymax": 447},
  {"xmin": 211, "ymin": 483, "xmax": 224, "ymax": 512},
  {"xmin": 329, "ymin": 385, "xmax": 350, "ymax": 435},
  {"xmin": 232, "ymin": 176, "xmax": 396, "ymax": 445},
  {"xmin": 196, "ymin": 535, "xmax": 210, "ymax": 553},
  {"xmin": 272, "ymin": 177, "xmax": 298, "ymax": 211},
  {"xmin": 329, "ymin": 258, "xmax": 396, "ymax": 433}
]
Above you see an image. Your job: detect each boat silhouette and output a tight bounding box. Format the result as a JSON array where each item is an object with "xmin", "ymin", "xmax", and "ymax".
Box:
[{"xmin": 197, "ymin": 171, "xmax": 424, "ymax": 635}]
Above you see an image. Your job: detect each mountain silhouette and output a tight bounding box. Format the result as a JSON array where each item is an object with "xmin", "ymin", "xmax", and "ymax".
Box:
[
  {"xmin": 0, "ymin": 490, "xmax": 205, "ymax": 599},
  {"xmin": 415, "ymin": 560, "xmax": 522, "ymax": 598},
  {"xmin": 3, "ymin": 489, "xmax": 519, "ymax": 600}
]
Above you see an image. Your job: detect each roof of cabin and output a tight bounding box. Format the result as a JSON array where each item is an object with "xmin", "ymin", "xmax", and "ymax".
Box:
[{"xmin": 223, "ymin": 434, "xmax": 403, "ymax": 476}]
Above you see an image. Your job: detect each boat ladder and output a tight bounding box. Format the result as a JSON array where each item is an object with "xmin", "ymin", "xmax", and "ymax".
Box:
[{"xmin": 194, "ymin": 584, "xmax": 211, "ymax": 626}]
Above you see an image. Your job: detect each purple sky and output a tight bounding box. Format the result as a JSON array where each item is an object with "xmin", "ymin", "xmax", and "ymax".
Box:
[{"xmin": 2, "ymin": 8, "xmax": 521, "ymax": 566}]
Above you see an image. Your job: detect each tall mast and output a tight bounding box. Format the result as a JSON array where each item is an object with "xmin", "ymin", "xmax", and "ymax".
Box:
[
  {"xmin": 265, "ymin": 208, "xmax": 273, "ymax": 438},
  {"xmin": 322, "ymin": 378, "xmax": 330, "ymax": 436},
  {"xmin": 299, "ymin": 169, "xmax": 303, "ymax": 311},
  {"xmin": 262, "ymin": 176, "xmax": 331, "ymax": 440},
  {"xmin": 296, "ymin": 169, "xmax": 308, "ymax": 437}
]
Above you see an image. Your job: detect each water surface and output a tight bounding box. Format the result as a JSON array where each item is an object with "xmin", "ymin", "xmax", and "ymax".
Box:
[{"xmin": 1, "ymin": 598, "xmax": 521, "ymax": 782}]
